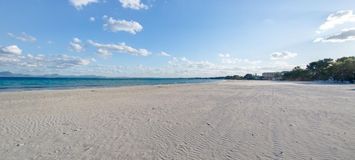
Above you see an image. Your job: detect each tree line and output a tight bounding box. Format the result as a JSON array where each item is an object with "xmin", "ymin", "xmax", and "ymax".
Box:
[
  {"xmin": 220, "ymin": 56, "xmax": 355, "ymax": 83},
  {"xmin": 283, "ymin": 56, "xmax": 355, "ymax": 83}
]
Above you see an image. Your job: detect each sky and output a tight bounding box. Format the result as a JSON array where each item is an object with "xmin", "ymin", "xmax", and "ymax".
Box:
[{"xmin": 1, "ymin": 0, "xmax": 355, "ymax": 77}]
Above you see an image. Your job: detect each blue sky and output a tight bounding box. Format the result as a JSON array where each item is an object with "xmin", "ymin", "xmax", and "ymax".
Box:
[{"xmin": 1, "ymin": 0, "xmax": 355, "ymax": 77}]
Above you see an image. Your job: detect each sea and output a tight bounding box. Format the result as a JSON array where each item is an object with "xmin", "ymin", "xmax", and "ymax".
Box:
[{"xmin": 0, "ymin": 77, "xmax": 218, "ymax": 92}]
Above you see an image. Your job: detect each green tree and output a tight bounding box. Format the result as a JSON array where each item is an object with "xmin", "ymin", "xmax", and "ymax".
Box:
[
  {"xmin": 331, "ymin": 57, "xmax": 355, "ymax": 83},
  {"xmin": 283, "ymin": 66, "xmax": 311, "ymax": 81},
  {"xmin": 225, "ymin": 75, "xmax": 243, "ymax": 80},
  {"xmin": 244, "ymin": 74, "xmax": 254, "ymax": 80},
  {"xmin": 306, "ymin": 58, "xmax": 334, "ymax": 80}
]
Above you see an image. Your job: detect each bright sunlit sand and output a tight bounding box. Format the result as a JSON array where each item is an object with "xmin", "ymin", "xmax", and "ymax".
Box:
[{"xmin": 1, "ymin": 81, "xmax": 354, "ymax": 160}]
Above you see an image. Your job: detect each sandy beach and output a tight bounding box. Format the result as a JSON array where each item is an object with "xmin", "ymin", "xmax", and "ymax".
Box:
[{"xmin": 0, "ymin": 81, "xmax": 355, "ymax": 160}]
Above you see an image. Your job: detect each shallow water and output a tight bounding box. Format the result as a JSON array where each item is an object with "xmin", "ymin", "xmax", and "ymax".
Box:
[{"xmin": 0, "ymin": 77, "xmax": 217, "ymax": 91}]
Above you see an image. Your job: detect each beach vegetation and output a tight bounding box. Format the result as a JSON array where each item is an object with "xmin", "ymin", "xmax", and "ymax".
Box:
[{"xmin": 282, "ymin": 56, "xmax": 355, "ymax": 83}]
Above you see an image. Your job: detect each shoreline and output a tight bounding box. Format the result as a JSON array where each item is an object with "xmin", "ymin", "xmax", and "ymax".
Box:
[
  {"xmin": 2, "ymin": 79, "xmax": 354, "ymax": 93},
  {"xmin": 0, "ymin": 79, "xmax": 223, "ymax": 93}
]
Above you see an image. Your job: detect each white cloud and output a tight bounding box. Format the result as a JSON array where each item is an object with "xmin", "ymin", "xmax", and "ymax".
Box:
[
  {"xmin": 168, "ymin": 57, "xmax": 216, "ymax": 69},
  {"xmin": 1, "ymin": 45, "xmax": 22, "ymax": 55},
  {"xmin": 69, "ymin": 37, "xmax": 85, "ymax": 52},
  {"xmin": 88, "ymin": 40, "xmax": 151, "ymax": 56},
  {"xmin": 318, "ymin": 10, "xmax": 355, "ymax": 32},
  {"xmin": 119, "ymin": 0, "xmax": 148, "ymax": 10},
  {"xmin": 219, "ymin": 53, "xmax": 261, "ymax": 65},
  {"xmin": 218, "ymin": 53, "xmax": 231, "ymax": 58},
  {"xmin": 0, "ymin": 56, "xmax": 21, "ymax": 64},
  {"xmin": 270, "ymin": 51, "xmax": 297, "ymax": 60},
  {"xmin": 89, "ymin": 17, "xmax": 96, "ymax": 22},
  {"xmin": 1, "ymin": 53, "xmax": 91, "ymax": 69},
  {"xmin": 314, "ymin": 28, "xmax": 355, "ymax": 43},
  {"xmin": 221, "ymin": 58, "xmax": 262, "ymax": 65},
  {"xmin": 8, "ymin": 32, "xmax": 36, "ymax": 43},
  {"xmin": 49, "ymin": 55, "xmax": 90, "ymax": 68},
  {"xmin": 1, "ymin": 45, "xmax": 91, "ymax": 69},
  {"xmin": 31, "ymin": 54, "xmax": 90, "ymax": 68},
  {"xmin": 0, "ymin": 44, "xmax": 295, "ymax": 77},
  {"xmin": 73, "ymin": 38, "xmax": 81, "ymax": 43},
  {"xmin": 0, "ymin": 45, "xmax": 23, "ymax": 64},
  {"xmin": 69, "ymin": 0, "xmax": 98, "ymax": 10},
  {"xmin": 161, "ymin": 56, "xmax": 285, "ymax": 77},
  {"xmin": 159, "ymin": 51, "xmax": 171, "ymax": 57},
  {"xmin": 103, "ymin": 17, "xmax": 143, "ymax": 34}
]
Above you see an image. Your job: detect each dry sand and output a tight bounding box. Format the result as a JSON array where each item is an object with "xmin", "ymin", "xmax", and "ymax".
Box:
[{"xmin": 0, "ymin": 81, "xmax": 355, "ymax": 160}]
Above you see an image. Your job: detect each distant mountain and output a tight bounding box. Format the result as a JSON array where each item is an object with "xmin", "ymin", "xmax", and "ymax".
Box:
[
  {"xmin": 0, "ymin": 71, "xmax": 104, "ymax": 78},
  {"xmin": 43, "ymin": 74, "xmax": 105, "ymax": 78},
  {"xmin": 0, "ymin": 71, "xmax": 30, "ymax": 77}
]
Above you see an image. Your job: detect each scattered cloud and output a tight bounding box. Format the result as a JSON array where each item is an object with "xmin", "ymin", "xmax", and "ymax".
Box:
[
  {"xmin": 168, "ymin": 57, "xmax": 216, "ymax": 69},
  {"xmin": 8, "ymin": 32, "xmax": 36, "ymax": 43},
  {"xmin": 160, "ymin": 56, "xmax": 293, "ymax": 77},
  {"xmin": 1, "ymin": 53, "xmax": 91, "ymax": 69},
  {"xmin": 103, "ymin": 16, "xmax": 143, "ymax": 34},
  {"xmin": 69, "ymin": 0, "xmax": 98, "ymax": 10},
  {"xmin": 49, "ymin": 55, "xmax": 91, "ymax": 69},
  {"xmin": 270, "ymin": 51, "xmax": 297, "ymax": 60},
  {"xmin": 219, "ymin": 53, "xmax": 261, "ymax": 65},
  {"xmin": 0, "ymin": 45, "xmax": 22, "ymax": 55},
  {"xmin": 88, "ymin": 40, "xmax": 151, "ymax": 56},
  {"xmin": 27, "ymin": 54, "xmax": 90, "ymax": 69},
  {"xmin": 1, "ymin": 48, "xmax": 295, "ymax": 77},
  {"xmin": 218, "ymin": 53, "xmax": 231, "ymax": 58},
  {"xmin": 89, "ymin": 17, "xmax": 96, "ymax": 22},
  {"xmin": 1, "ymin": 44, "xmax": 91, "ymax": 70},
  {"xmin": 69, "ymin": 37, "xmax": 85, "ymax": 52},
  {"xmin": 0, "ymin": 45, "xmax": 23, "ymax": 64},
  {"xmin": 318, "ymin": 10, "xmax": 355, "ymax": 33},
  {"xmin": 119, "ymin": 0, "xmax": 148, "ymax": 10},
  {"xmin": 159, "ymin": 51, "xmax": 171, "ymax": 57},
  {"xmin": 314, "ymin": 28, "xmax": 355, "ymax": 43},
  {"xmin": 0, "ymin": 44, "xmax": 295, "ymax": 77}
]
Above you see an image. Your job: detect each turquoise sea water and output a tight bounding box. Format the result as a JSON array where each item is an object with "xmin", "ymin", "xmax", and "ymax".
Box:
[{"xmin": 0, "ymin": 77, "xmax": 218, "ymax": 91}]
